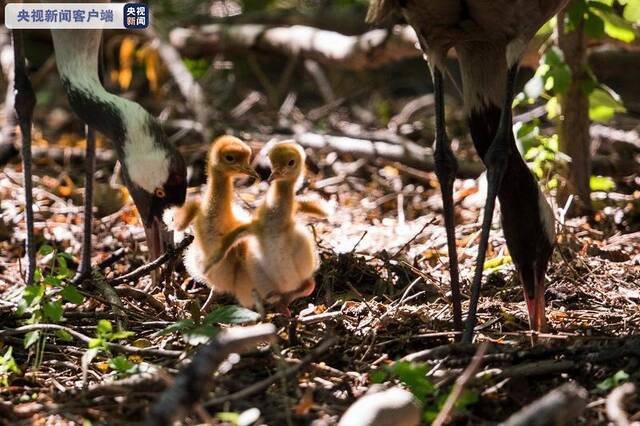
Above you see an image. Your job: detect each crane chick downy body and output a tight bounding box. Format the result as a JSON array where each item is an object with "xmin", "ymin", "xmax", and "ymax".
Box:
[
  {"xmin": 49, "ymin": 24, "xmax": 186, "ymax": 260},
  {"xmin": 174, "ymin": 136, "xmax": 260, "ymax": 307},
  {"xmin": 205, "ymin": 142, "xmax": 322, "ymax": 313},
  {"xmin": 368, "ymin": 0, "xmax": 567, "ymax": 336}
]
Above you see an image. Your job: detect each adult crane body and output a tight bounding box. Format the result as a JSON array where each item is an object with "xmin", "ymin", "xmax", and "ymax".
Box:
[
  {"xmin": 49, "ymin": 26, "xmax": 186, "ymax": 260},
  {"xmin": 368, "ymin": 0, "xmax": 566, "ymax": 340}
]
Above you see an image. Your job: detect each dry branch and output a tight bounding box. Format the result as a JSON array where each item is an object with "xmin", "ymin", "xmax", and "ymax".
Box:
[
  {"xmin": 290, "ymin": 133, "xmax": 639, "ymax": 179},
  {"xmin": 294, "ymin": 132, "xmax": 481, "ymax": 178},
  {"xmin": 499, "ymin": 383, "xmax": 588, "ymax": 426},
  {"xmin": 204, "ymin": 336, "xmax": 338, "ymax": 407},
  {"xmin": 171, "ymin": 24, "xmax": 420, "ymax": 71},
  {"xmin": 148, "ymin": 27, "xmax": 211, "ymax": 141},
  {"xmin": 145, "ymin": 323, "xmax": 277, "ymax": 426},
  {"xmin": 433, "ymin": 342, "xmax": 489, "ymax": 426},
  {"xmin": 110, "ymin": 234, "xmax": 194, "ymax": 286},
  {"xmin": 0, "ymin": 324, "xmax": 182, "ymax": 357}
]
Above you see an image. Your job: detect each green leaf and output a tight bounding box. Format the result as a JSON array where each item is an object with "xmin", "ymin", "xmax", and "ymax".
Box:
[
  {"xmin": 39, "ymin": 245, "xmax": 54, "ymax": 256},
  {"xmin": 159, "ymin": 319, "xmax": 196, "ymax": 336},
  {"xmin": 108, "ymin": 355, "xmax": 134, "ymax": 374},
  {"xmin": 24, "ymin": 330, "xmax": 40, "ymax": 349},
  {"xmin": 590, "ymin": 175, "xmax": 616, "ymax": 191},
  {"xmin": 589, "ymin": 87, "xmax": 626, "ymax": 122},
  {"xmin": 597, "ymin": 370, "xmax": 629, "ymax": 390},
  {"xmin": 109, "ymin": 331, "xmax": 135, "ymax": 341},
  {"xmin": 370, "ymin": 369, "xmax": 388, "ymax": 384},
  {"xmin": 204, "ymin": 305, "xmax": 260, "ymax": 325},
  {"xmin": 88, "ymin": 338, "xmax": 104, "ymax": 349},
  {"xmin": 566, "ymin": 0, "xmax": 588, "ymax": 31},
  {"xmin": 182, "ymin": 325, "xmax": 219, "ymax": 346},
  {"xmin": 584, "ymin": 11, "xmax": 606, "ymax": 38},
  {"xmin": 591, "ymin": 6, "xmax": 637, "ymax": 42},
  {"xmin": 0, "ymin": 347, "xmax": 21, "ymax": 375},
  {"xmin": 216, "ymin": 412, "xmax": 241, "ymax": 424},
  {"xmin": 56, "ymin": 255, "xmax": 71, "ymax": 279},
  {"xmin": 43, "ymin": 300, "xmax": 63, "ymax": 322},
  {"xmin": 43, "ymin": 276, "xmax": 63, "ymax": 287},
  {"xmin": 391, "ymin": 362, "xmax": 436, "ymax": 403},
  {"xmin": 55, "ymin": 329, "xmax": 74, "ymax": 342},
  {"xmin": 624, "ymin": 0, "xmax": 640, "ymax": 22},
  {"xmin": 60, "ymin": 286, "xmax": 85, "ymax": 305},
  {"xmin": 96, "ymin": 320, "xmax": 113, "ymax": 337},
  {"xmin": 546, "ymin": 96, "xmax": 560, "ymax": 119},
  {"xmin": 17, "ymin": 284, "xmax": 45, "ymax": 315}
]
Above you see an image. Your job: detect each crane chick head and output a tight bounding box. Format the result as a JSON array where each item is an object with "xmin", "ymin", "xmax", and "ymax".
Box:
[
  {"xmin": 208, "ymin": 136, "xmax": 260, "ymax": 179},
  {"xmin": 267, "ymin": 141, "xmax": 305, "ymax": 183}
]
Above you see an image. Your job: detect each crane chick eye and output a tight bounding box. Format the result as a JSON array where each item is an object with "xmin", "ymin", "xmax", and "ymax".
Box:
[
  {"xmin": 288, "ymin": 159, "xmax": 295, "ymax": 167},
  {"xmin": 154, "ymin": 187, "xmax": 166, "ymax": 198},
  {"xmin": 225, "ymin": 154, "xmax": 236, "ymax": 163}
]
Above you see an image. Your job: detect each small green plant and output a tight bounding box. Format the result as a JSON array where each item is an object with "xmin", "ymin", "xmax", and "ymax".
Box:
[
  {"xmin": 371, "ymin": 361, "xmax": 478, "ymax": 423},
  {"xmin": 83, "ymin": 320, "xmax": 136, "ymax": 378},
  {"xmin": 0, "ymin": 347, "xmax": 21, "ymax": 386},
  {"xmin": 16, "ymin": 245, "xmax": 85, "ymax": 367},
  {"xmin": 515, "ymin": 0, "xmax": 637, "ymax": 192},
  {"xmin": 160, "ymin": 305, "xmax": 260, "ymax": 345},
  {"xmin": 597, "ymin": 369, "xmax": 629, "ymax": 391}
]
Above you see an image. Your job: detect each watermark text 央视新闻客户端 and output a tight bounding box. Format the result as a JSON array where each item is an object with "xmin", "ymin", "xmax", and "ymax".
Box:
[{"xmin": 5, "ymin": 3, "xmax": 149, "ymax": 29}]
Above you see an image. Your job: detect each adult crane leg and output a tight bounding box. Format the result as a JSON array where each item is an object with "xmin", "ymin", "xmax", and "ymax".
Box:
[
  {"xmin": 462, "ymin": 65, "xmax": 519, "ymax": 343},
  {"xmin": 431, "ymin": 67, "xmax": 463, "ymax": 332},
  {"xmin": 76, "ymin": 125, "xmax": 96, "ymax": 281},
  {"xmin": 12, "ymin": 29, "xmax": 36, "ymax": 285}
]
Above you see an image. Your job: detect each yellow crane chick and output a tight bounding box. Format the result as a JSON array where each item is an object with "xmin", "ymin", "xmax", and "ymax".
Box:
[
  {"xmin": 171, "ymin": 135, "xmax": 260, "ymax": 307},
  {"xmin": 204, "ymin": 141, "xmax": 326, "ymax": 314}
]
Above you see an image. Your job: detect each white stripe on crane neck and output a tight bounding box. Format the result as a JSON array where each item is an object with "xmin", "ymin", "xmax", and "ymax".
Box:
[{"xmin": 51, "ymin": 28, "xmax": 169, "ymax": 193}]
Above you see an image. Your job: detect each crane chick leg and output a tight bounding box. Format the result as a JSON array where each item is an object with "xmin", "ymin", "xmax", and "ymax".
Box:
[
  {"xmin": 12, "ymin": 29, "xmax": 36, "ymax": 285},
  {"xmin": 462, "ymin": 65, "xmax": 519, "ymax": 343},
  {"xmin": 431, "ymin": 67, "xmax": 463, "ymax": 332}
]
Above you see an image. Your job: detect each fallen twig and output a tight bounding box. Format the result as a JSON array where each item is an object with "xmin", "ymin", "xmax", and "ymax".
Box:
[
  {"xmin": 145, "ymin": 323, "xmax": 277, "ymax": 426},
  {"xmin": 110, "ymin": 234, "xmax": 194, "ymax": 286},
  {"xmin": 70, "ymin": 248, "xmax": 126, "ymax": 286},
  {"xmin": 115, "ymin": 285, "xmax": 166, "ymax": 312},
  {"xmin": 1, "ymin": 324, "xmax": 182, "ymax": 357},
  {"xmin": 204, "ymin": 335, "xmax": 338, "ymax": 407},
  {"xmin": 433, "ymin": 342, "xmax": 489, "ymax": 426},
  {"xmin": 499, "ymin": 383, "xmax": 588, "ymax": 426}
]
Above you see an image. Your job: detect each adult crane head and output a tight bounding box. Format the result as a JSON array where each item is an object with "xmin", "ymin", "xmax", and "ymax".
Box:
[{"xmin": 119, "ymin": 116, "xmax": 187, "ymax": 260}]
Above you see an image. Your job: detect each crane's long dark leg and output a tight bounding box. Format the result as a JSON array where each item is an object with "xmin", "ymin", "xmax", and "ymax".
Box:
[
  {"xmin": 12, "ymin": 30, "xmax": 36, "ymax": 285},
  {"xmin": 432, "ymin": 67, "xmax": 463, "ymax": 332},
  {"xmin": 462, "ymin": 65, "xmax": 519, "ymax": 343},
  {"xmin": 76, "ymin": 125, "xmax": 96, "ymax": 281}
]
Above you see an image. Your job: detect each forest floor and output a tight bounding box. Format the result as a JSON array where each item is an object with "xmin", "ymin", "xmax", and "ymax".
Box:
[{"xmin": 1, "ymin": 131, "xmax": 640, "ymax": 425}]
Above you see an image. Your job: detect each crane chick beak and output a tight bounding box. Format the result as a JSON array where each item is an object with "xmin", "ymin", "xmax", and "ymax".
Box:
[
  {"xmin": 267, "ymin": 169, "xmax": 284, "ymax": 183},
  {"xmin": 239, "ymin": 165, "xmax": 260, "ymax": 181}
]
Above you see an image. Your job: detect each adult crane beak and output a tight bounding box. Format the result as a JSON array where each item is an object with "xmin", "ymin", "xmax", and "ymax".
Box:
[
  {"xmin": 143, "ymin": 217, "xmax": 172, "ymax": 261},
  {"xmin": 128, "ymin": 185, "xmax": 177, "ymax": 261},
  {"xmin": 520, "ymin": 264, "xmax": 547, "ymax": 332}
]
